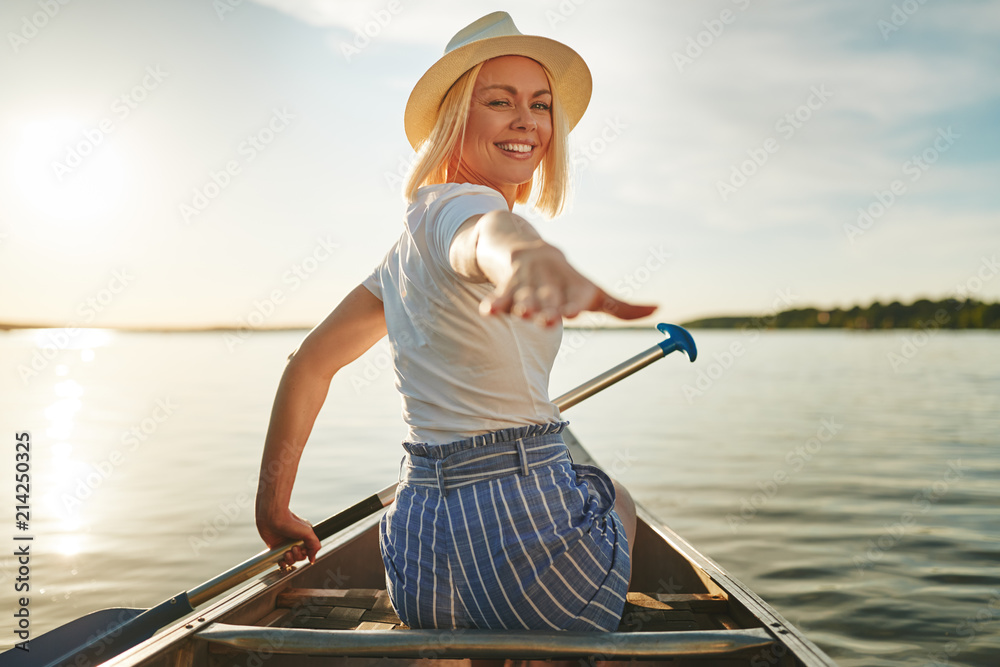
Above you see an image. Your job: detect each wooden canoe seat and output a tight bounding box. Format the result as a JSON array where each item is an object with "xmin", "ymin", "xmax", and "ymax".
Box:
[
  {"xmin": 254, "ymin": 588, "xmax": 735, "ymax": 633},
  {"xmin": 273, "ymin": 588, "xmax": 407, "ymax": 630}
]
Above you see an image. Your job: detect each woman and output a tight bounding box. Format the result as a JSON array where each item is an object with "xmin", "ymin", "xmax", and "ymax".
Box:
[{"xmin": 255, "ymin": 12, "xmax": 656, "ymax": 632}]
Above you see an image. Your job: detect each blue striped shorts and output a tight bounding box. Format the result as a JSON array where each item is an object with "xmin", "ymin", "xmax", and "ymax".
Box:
[{"xmin": 379, "ymin": 422, "xmax": 630, "ymax": 631}]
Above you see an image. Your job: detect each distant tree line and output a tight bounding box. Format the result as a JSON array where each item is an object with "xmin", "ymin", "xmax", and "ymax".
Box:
[{"xmin": 683, "ymin": 298, "xmax": 1000, "ymax": 330}]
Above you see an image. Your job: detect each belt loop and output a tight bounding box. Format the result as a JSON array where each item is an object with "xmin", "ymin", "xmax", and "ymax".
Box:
[
  {"xmin": 435, "ymin": 459, "xmax": 448, "ymax": 496},
  {"xmin": 516, "ymin": 438, "xmax": 529, "ymax": 476}
]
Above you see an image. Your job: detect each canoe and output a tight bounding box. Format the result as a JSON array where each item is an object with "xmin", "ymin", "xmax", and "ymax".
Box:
[{"xmin": 92, "ymin": 428, "xmax": 836, "ymax": 667}]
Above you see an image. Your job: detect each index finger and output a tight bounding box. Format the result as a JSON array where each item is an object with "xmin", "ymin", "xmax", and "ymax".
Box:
[{"xmin": 592, "ymin": 292, "xmax": 658, "ymax": 320}]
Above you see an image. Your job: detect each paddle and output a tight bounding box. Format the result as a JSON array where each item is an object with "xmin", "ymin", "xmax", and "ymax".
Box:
[{"xmin": 4, "ymin": 323, "xmax": 695, "ymax": 667}]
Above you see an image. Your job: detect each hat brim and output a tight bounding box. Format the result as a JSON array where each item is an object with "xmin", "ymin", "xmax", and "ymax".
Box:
[{"xmin": 404, "ymin": 35, "xmax": 592, "ymax": 150}]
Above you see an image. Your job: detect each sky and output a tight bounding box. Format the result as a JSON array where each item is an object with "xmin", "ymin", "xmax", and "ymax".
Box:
[{"xmin": 1, "ymin": 0, "xmax": 998, "ymax": 329}]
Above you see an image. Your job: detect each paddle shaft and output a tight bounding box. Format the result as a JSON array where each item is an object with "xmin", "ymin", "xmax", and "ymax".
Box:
[{"xmin": 552, "ymin": 341, "xmax": 674, "ymax": 411}]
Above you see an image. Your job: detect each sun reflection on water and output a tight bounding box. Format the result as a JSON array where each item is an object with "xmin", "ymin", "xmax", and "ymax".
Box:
[
  {"xmin": 37, "ymin": 342, "xmax": 106, "ymax": 560},
  {"xmin": 31, "ymin": 327, "xmax": 114, "ymax": 351},
  {"xmin": 44, "ymin": 399, "xmax": 80, "ymax": 440}
]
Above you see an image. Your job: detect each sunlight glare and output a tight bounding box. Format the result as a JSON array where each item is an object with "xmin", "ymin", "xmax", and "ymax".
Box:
[
  {"xmin": 56, "ymin": 535, "xmax": 84, "ymax": 557},
  {"xmin": 12, "ymin": 118, "xmax": 126, "ymax": 223},
  {"xmin": 55, "ymin": 379, "xmax": 84, "ymax": 398},
  {"xmin": 45, "ymin": 397, "xmax": 80, "ymax": 440},
  {"xmin": 52, "ymin": 441, "xmax": 74, "ymax": 458},
  {"xmin": 44, "ymin": 457, "xmax": 92, "ymax": 520},
  {"xmin": 33, "ymin": 328, "xmax": 114, "ymax": 351}
]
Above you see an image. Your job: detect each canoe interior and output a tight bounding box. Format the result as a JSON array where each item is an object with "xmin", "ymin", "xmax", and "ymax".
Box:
[
  {"xmin": 106, "ymin": 513, "xmax": 810, "ymax": 667},
  {"xmin": 103, "ymin": 431, "xmax": 833, "ymax": 666}
]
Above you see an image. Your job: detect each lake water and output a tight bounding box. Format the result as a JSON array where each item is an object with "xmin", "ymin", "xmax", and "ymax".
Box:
[{"xmin": 0, "ymin": 326, "xmax": 998, "ymax": 665}]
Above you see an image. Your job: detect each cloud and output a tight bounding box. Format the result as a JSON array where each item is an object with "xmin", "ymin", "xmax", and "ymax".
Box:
[
  {"xmin": 547, "ymin": 0, "xmax": 1000, "ymax": 241},
  {"xmin": 248, "ymin": 0, "xmax": 511, "ymax": 45}
]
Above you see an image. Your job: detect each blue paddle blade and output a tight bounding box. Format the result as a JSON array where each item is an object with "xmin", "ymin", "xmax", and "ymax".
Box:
[
  {"xmin": 0, "ymin": 608, "xmax": 143, "ymax": 666},
  {"xmin": 657, "ymin": 323, "xmax": 698, "ymax": 362},
  {"xmin": 0, "ymin": 593, "xmax": 194, "ymax": 667}
]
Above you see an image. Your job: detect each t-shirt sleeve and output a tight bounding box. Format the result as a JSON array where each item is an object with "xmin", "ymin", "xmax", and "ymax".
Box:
[
  {"xmin": 425, "ymin": 188, "xmax": 507, "ymax": 276},
  {"xmin": 361, "ymin": 264, "xmax": 382, "ymax": 300},
  {"xmin": 362, "ymin": 244, "xmax": 395, "ymax": 301}
]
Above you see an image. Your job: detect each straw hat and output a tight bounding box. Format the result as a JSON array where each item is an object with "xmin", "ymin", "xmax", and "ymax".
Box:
[{"xmin": 403, "ymin": 11, "xmax": 592, "ymax": 150}]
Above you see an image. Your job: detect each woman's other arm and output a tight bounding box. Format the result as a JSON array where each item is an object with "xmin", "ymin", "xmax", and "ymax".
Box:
[
  {"xmin": 255, "ymin": 284, "xmax": 386, "ymax": 566},
  {"xmin": 449, "ymin": 209, "xmax": 656, "ymax": 326}
]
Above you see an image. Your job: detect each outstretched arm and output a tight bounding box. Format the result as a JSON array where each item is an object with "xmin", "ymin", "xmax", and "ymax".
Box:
[
  {"xmin": 255, "ymin": 284, "xmax": 386, "ymax": 567},
  {"xmin": 449, "ymin": 209, "xmax": 657, "ymax": 326}
]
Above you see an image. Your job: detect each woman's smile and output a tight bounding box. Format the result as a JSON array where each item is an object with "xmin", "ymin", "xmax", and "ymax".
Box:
[
  {"xmin": 495, "ymin": 141, "xmax": 537, "ymax": 159},
  {"xmin": 451, "ymin": 55, "xmax": 553, "ymax": 206}
]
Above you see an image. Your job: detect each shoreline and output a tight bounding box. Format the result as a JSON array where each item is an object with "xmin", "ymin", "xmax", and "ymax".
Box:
[{"xmin": 3, "ymin": 296, "xmax": 998, "ymax": 334}]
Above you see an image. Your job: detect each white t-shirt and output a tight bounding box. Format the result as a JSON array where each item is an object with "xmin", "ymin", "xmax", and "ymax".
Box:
[{"xmin": 363, "ymin": 183, "xmax": 563, "ymax": 445}]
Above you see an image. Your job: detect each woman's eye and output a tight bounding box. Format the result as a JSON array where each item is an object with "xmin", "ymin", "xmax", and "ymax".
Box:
[
  {"xmin": 488, "ymin": 99, "xmax": 511, "ymax": 107},
  {"xmin": 532, "ymin": 102, "xmax": 551, "ymax": 111}
]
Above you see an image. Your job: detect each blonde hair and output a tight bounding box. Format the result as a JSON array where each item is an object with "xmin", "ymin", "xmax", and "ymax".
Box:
[{"xmin": 403, "ymin": 59, "xmax": 571, "ymax": 218}]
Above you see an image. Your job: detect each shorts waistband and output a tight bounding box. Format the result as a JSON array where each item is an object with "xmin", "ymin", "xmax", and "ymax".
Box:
[{"xmin": 400, "ymin": 422, "xmax": 570, "ymax": 495}]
